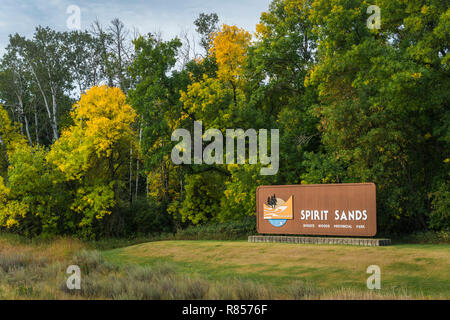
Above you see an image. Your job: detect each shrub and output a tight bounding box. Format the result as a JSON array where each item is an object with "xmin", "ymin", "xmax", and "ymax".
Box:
[
  {"xmin": 72, "ymin": 249, "xmax": 117, "ymax": 274},
  {"xmin": 233, "ymin": 279, "xmax": 274, "ymax": 300},
  {"xmin": 0, "ymin": 252, "xmax": 34, "ymax": 272},
  {"xmin": 125, "ymin": 262, "xmax": 176, "ymax": 281},
  {"xmin": 394, "ymin": 230, "xmax": 450, "ymax": 244},
  {"xmin": 175, "ymin": 216, "xmax": 256, "ymax": 240},
  {"xmin": 429, "ymin": 181, "xmax": 450, "ymax": 231},
  {"xmin": 101, "ymin": 198, "xmax": 175, "ymax": 238},
  {"xmin": 173, "ymin": 276, "xmax": 210, "ymax": 299},
  {"xmin": 286, "ymin": 280, "xmax": 320, "ymax": 299}
]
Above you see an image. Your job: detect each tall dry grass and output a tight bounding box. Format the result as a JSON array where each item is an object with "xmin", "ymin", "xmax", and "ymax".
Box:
[
  {"xmin": 0, "ymin": 235, "xmax": 86, "ymax": 299},
  {"xmin": 0, "ymin": 234, "xmax": 426, "ymax": 300}
]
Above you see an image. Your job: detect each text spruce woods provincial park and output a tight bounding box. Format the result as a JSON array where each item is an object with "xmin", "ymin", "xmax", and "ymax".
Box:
[{"xmin": 257, "ymin": 183, "xmax": 377, "ymax": 236}]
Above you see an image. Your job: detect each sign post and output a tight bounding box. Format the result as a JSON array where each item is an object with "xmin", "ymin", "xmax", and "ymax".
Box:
[{"xmin": 256, "ymin": 183, "xmax": 377, "ymax": 237}]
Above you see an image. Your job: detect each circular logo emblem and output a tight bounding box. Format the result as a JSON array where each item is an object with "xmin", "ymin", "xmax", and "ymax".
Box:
[
  {"xmin": 268, "ymin": 219, "xmax": 287, "ymax": 227},
  {"xmin": 264, "ymin": 195, "xmax": 293, "ymax": 228}
]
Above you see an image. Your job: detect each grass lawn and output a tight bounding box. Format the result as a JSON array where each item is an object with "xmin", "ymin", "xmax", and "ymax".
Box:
[
  {"xmin": 0, "ymin": 233, "xmax": 448, "ymax": 299},
  {"xmin": 102, "ymin": 240, "xmax": 450, "ymax": 299}
]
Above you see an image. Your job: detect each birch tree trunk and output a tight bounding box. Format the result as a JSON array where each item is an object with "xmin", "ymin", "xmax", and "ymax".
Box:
[
  {"xmin": 23, "ymin": 115, "xmax": 33, "ymax": 147},
  {"xmin": 49, "ymin": 68, "xmax": 59, "ymax": 141},
  {"xmin": 135, "ymin": 124, "xmax": 142, "ymax": 200},
  {"xmin": 0, "ymin": 133, "xmax": 8, "ymax": 166},
  {"xmin": 129, "ymin": 144, "xmax": 133, "ymax": 204},
  {"xmin": 14, "ymin": 72, "xmax": 33, "ymax": 147},
  {"xmin": 29, "ymin": 65, "xmax": 59, "ymax": 142},
  {"xmin": 34, "ymin": 104, "xmax": 40, "ymax": 147},
  {"xmin": 146, "ymin": 172, "xmax": 149, "ymax": 199}
]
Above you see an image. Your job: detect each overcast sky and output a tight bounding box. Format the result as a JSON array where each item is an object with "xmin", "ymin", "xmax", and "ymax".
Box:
[{"xmin": 0, "ymin": 0, "xmax": 271, "ymax": 56}]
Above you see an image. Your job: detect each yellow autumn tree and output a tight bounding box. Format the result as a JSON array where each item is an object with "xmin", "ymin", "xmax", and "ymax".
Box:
[
  {"xmin": 47, "ymin": 86, "xmax": 138, "ymax": 237},
  {"xmin": 179, "ymin": 74, "xmax": 238, "ymax": 128},
  {"xmin": 0, "ymin": 105, "xmax": 30, "ymax": 229},
  {"xmin": 174, "ymin": 25, "xmax": 254, "ymax": 224},
  {"xmin": 0, "ymin": 175, "xmax": 29, "ymax": 229},
  {"xmin": 0, "ymin": 104, "xmax": 26, "ymax": 155},
  {"xmin": 180, "ymin": 24, "xmax": 252, "ymax": 124},
  {"xmin": 209, "ymin": 24, "xmax": 252, "ymax": 85}
]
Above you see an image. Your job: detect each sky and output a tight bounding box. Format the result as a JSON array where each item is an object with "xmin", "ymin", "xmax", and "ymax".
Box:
[{"xmin": 0, "ymin": 0, "xmax": 271, "ymax": 56}]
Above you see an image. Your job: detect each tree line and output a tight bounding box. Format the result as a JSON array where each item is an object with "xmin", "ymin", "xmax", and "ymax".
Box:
[{"xmin": 0, "ymin": 0, "xmax": 448, "ymax": 238}]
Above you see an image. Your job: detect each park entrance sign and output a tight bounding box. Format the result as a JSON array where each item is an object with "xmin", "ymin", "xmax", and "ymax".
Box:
[{"xmin": 256, "ymin": 183, "xmax": 377, "ymax": 237}]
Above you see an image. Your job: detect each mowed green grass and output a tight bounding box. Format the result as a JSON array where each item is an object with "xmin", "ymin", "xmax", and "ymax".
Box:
[{"xmin": 102, "ymin": 240, "xmax": 450, "ymax": 299}]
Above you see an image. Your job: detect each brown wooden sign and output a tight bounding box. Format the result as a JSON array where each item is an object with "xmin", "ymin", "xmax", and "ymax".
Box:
[{"xmin": 256, "ymin": 183, "xmax": 377, "ymax": 237}]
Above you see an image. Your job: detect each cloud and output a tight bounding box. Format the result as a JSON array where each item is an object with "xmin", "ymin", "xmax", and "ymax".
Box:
[{"xmin": 0, "ymin": 0, "xmax": 271, "ymax": 56}]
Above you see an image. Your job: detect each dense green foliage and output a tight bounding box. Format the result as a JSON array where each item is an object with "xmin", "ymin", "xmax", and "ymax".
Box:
[{"xmin": 0, "ymin": 1, "xmax": 448, "ymax": 238}]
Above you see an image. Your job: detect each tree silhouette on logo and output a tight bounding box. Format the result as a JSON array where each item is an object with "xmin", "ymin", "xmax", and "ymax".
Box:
[{"xmin": 267, "ymin": 194, "xmax": 277, "ymax": 209}]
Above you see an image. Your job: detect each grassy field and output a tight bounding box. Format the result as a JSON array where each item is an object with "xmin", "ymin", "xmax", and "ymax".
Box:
[
  {"xmin": 0, "ymin": 234, "xmax": 448, "ymax": 299},
  {"xmin": 102, "ymin": 240, "xmax": 450, "ymax": 299}
]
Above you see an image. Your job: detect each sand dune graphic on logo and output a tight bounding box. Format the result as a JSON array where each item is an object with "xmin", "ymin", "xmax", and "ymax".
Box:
[{"xmin": 263, "ymin": 196, "xmax": 293, "ymax": 220}]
